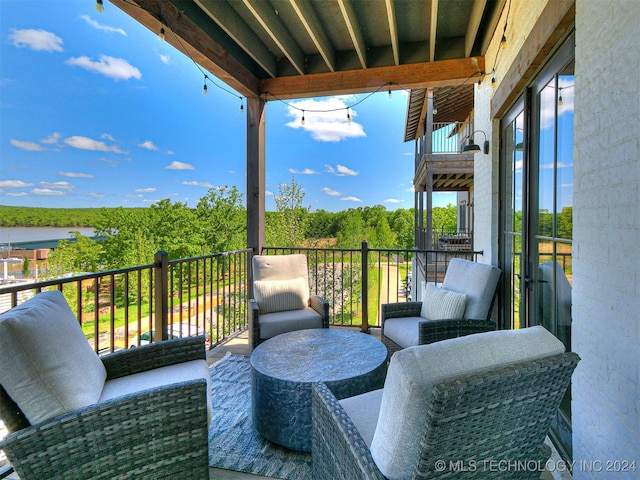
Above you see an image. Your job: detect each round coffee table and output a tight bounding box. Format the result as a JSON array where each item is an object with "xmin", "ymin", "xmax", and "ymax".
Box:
[{"xmin": 250, "ymin": 328, "xmax": 387, "ymax": 452}]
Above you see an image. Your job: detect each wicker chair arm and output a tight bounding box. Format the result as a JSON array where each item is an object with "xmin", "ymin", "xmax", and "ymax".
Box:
[
  {"xmin": 309, "ymin": 295, "xmax": 330, "ymax": 328},
  {"xmin": 381, "ymin": 302, "xmax": 422, "ymax": 325},
  {"xmin": 101, "ymin": 336, "xmax": 205, "ymax": 380},
  {"xmin": 0, "ymin": 379, "xmax": 209, "ymax": 480},
  {"xmin": 312, "ymin": 382, "xmax": 385, "ymax": 480},
  {"xmin": 417, "ymin": 318, "xmax": 496, "ymax": 345}
]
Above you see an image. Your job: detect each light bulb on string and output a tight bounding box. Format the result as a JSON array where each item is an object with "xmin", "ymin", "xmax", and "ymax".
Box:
[
  {"xmin": 202, "ymin": 77, "xmax": 208, "ymax": 95},
  {"xmin": 346, "ymin": 108, "xmax": 351, "ymax": 124},
  {"xmin": 558, "ymin": 94, "xmax": 563, "ymax": 106},
  {"xmin": 477, "ymin": 78, "xmax": 482, "ymax": 89},
  {"xmin": 491, "ymin": 76, "xmax": 496, "ymax": 89},
  {"xmin": 501, "ymin": 35, "xmax": 507, "ymax": 49},
  {"xmin": 96, "ymin": 0, "xmax": 104, "ymax": 13},
  {"xmin": 240, "ymin": 99, "xmax": 244, "ymax": 113},
  {"xmin": 301, "ymin": 111, "xmax": 305, "ymax": 125},
  {"xmin": 388, "ymin": 89, "xmax": 392, "ymax": 99},
  {"xmin": 433, "ymin": 104, "xmax": 438, "ymax": 116},
  {"xmin": 158, "ymin": 27, "xmax": 165, "ymax": 41}
]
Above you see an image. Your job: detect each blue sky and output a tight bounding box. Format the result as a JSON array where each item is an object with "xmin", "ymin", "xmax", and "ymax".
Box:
[{"xmin": 0, "ymin": 0, "xmax": 456, "ymax": 212}]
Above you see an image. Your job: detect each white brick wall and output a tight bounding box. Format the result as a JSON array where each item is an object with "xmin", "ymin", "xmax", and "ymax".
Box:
[{"xmin": 572, "ymin": 0, "xmax": 640, "ymax": 477}]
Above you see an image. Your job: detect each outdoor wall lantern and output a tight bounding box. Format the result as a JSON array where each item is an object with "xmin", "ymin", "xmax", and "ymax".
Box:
[{"xmin": 462, "ymin": 130, "xmax": 490, "ymax": 154}]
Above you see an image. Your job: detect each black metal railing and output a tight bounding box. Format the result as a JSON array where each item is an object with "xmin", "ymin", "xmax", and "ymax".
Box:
[{"xmin": 0, "ymin": 243, "xmax": 481, "ymax": 351}]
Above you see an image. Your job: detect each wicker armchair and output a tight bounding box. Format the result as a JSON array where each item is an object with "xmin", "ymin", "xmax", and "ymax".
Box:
[
  {"xmin": 0, "ymin": 291, "xmax": 210, "ymax": 480},
  {"xmin": 249, "ymin": 254, "xmax": 329, "ymax": 349},
  {"xmin": 381, "ymin": 258, "xmax": 501, "ymax": 358},
  {"xmin": 312, "ymin": 327, "xmax": 580, "ymax": 480}
]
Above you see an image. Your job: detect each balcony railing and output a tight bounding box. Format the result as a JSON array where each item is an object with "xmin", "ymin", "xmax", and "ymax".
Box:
[{"xmin": 0, "ymin": 243, "xmax": 482, "ymax": 352}]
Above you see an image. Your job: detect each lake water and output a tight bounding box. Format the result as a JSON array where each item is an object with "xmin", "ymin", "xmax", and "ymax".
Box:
[{"xmin": 0, "ymin": 227, "xmax": 97, "ymax": 245}]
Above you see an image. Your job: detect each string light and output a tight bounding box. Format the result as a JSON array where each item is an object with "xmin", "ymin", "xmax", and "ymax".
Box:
[
  {"xmin": 96, "ymin": 0, "xmax": 104, "ymax": 13},
  {"xmin": 558, "ymin": 93, "xmax": 563, "ymax": 105},
  {"xmin": 301, "ymin": 111, "xmax": 305, "ymax": 125},
  {"xmin": 491, "ymin": 76, "xmax": 496, "ymax": 89},
  {"xmin": 158, "ymin": 27, "xmax": 165, "ymax": 41},
  {"xmin": 388, "ymin": 89, "xmax": 392, "ymax": 99},
  {"xmin": 346, "ymin": 108, "xmax": 351, "ymax": 124},
  {"xmin": 501, "ymin": 35, "xmax": 507, "ymax": 49},
  {"xmin": 477, "ymin": 77, "xmax": 482, "ymax": 89},
  {"xmin": 240, "ymin": 99, "xmax": 244, "ymax": 113}
]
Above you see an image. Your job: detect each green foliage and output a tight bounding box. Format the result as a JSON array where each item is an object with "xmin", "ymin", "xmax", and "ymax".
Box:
[
  {"xmin": 431, "ymin": 204, "xmax": 458, "ymax": 233},
  {"xmin": 47, "ymin": 231, "xmax": 103, "ymax": 275},
  {"xmin": 266, "ymin": 176, "xmax": 309, "ymax": 247},
  {"xmin": 22, "ymin": 257, "xmax": 30, "ymax": 276},
  {"xmin": 195, "ymin": 186, "xmax": 246, "ymax": 253},
  {"xmin": 0, "ymin": 205, "xmax": 138, "ymax": 227}
]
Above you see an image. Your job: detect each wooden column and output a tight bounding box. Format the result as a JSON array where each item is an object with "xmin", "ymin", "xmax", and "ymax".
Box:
[{"xmin": 246, "ymin": 96, "xmax": 266, "ymax": 256}]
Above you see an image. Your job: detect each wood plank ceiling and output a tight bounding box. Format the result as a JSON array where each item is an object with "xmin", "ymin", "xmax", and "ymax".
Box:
[{"xmin": 110, "ymin": 0, "xmax": 502, "ymax": 102}]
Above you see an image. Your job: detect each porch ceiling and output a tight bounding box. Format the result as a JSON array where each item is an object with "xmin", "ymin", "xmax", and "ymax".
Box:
[{"xmin": 110, "ymin": 0, "xmax": 503, "ymax": 100}]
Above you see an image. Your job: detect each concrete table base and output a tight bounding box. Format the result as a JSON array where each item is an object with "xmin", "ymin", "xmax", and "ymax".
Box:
[{"xmin": 250, "ymin": 328, "xmax": 387, "ymax": 452}]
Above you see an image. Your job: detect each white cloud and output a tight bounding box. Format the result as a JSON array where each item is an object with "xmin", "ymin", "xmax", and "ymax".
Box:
[
  {"xmin": 406, "ymin": 186, "xmax": 415, "ymax": 193},
  {"xmin": 0, "ymin": 180, "xmax": 34, "ymax": 188},
  {"xmin": 80, "ymin": 14, "xmax": 127, "ymax": 36},
  {"xmin": 322, "ymin": 187, "xmax": 341, "ymax": 196},
  {"xmin": 384, "ymin": 198, "xmax": 402, "ymax": 204},
  {"xmin": 41, "ymin": 132, "xmax": 61, "ymax": 144},
  {"xmin": 58, "ymin": 171, "xmax": 94, "ymax": 178},
  {"xmin": 6, "ymin": 192, "xmax": 27, "ymax": 197},
  {"xmin": 85, "ymin": 192, "xmax": 104, "ymax": 198},
  {"xmin": 40, "ymin": 181, "xmax": 73, "ymax": 190},
  {"xmin": 166, "ymin": 149, "xmax": 175, "ymax": 155},
  {"xmin": 285, "ymin": 97, "xmax": 366, "ymax": 142},
  {"xmin": 158, "ymin": 54, "xmax": 171, "ymax": 65},
  {"xmin": 138, "ymin": 140, "xmax": 158, "ymax": 151},
  {"xmin": 326, "ymin": 164, "xmax": 358, "ymax": 176},
  {"xmin": 166, "ymin": 161, "xmax": 195, "ymax": 170},
  {"xmin": 289, "ymin": 168, "xmax": 318, "ymax": 175},
  {"xmin": 65, "ymin": 55, "xmax": 142, "ymax": 81},
  {"xmin": 341, "ymin": 196, "xmax": 362, "ymax": 203},
  {"xmin": 64, "ymin": 135, "xmax": 126, "ymax": 153},
  {"xmin": 265, "ymin": 190, "xmax": 274, "ymax": 196},
  {"xmin": 9, "ymin": 28, "xmax": 63, "ymax": 52},
  {"xmin": 32, "ymin": 188, "xmax": 65, "ymax": 196},
  {"xmin": 101, "ymin": 133, "xmax": 116, "ymax": 141},
  {"xmin": 135, "ymin": 187, "xmax": 156, "ymax": 193},
  {"xmin": 11, "ymin": 139, "xmax": 45, "ymax": 151},
  {"xmin": 182, "ymin": 180, "xmax": 214, "ymax": 188}
]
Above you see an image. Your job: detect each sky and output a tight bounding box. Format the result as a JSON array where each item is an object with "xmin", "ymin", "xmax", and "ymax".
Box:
[{"xmin": 0, "ymin": 0, "xmax": 456, "ymax": 213}]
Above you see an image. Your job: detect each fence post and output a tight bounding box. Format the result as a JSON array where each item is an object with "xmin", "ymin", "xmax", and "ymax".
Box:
[
  {"xmin": 154, "ymin": 250, "xmax": 169, "ymax": 341},
  {"xmin": 360, "ymin": 240, "xmax": 368, "ymax": 333}
]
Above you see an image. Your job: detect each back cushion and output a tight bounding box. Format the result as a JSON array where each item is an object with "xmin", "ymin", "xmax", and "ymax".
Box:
[
  {"xmin": 420, "ymin": 283, "xmax": 466, "ymax": 320},
  {"xmin": 369, "ymin": 326, "xmax": 565, "ymax": 479},
  {"xmin": 252, "ymin": 254, "xmax": 309, "ymax": 282},
  {"xmin": 442, "ymin": 258, "xmax": 501, "ymax": 319},
  {"xmin": 254, "ymin": 277, "xmax": 309, "ymax": 314},
  {"xmin": 0, "ymin": 291, "xmax": 107, "ymax": 425}
]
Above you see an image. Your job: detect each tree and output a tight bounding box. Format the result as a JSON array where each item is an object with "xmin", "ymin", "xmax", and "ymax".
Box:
[
  {"xmin": 431, "ymin": 204, "xmax": 458, "ymax": 233},
  {"xmin": 195, "ymin": 186, "xmax": 246, "ymax": 254},
  {"xmin": 47, "ymin": 232, "xmax": 102, "ymax": 275},
  {"xmin": 266, "ymin": 176, "xmax": 309, "ymax": 247}
]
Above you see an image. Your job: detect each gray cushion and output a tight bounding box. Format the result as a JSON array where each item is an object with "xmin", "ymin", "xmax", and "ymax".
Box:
[
  {"xmin": 0, "ymin": 291, "xmax": 107, "ymax": 424},
  {"xmin": 258, "ymin": 307, "xmax": 323, "ymax": 339},
  {"xmin": 382, "ymin": 316, "xmax": 421, "ymax": 349},
  {"xmin": 442, "ymin": 258, "xmax": 501, "ymax": 320},
  {"xmin": 420, "ymin": 283, "xmax": 466, "ymax": 320},
  {"xmin": 370, "ymin": 326, "xmax": 565, "ymax": 480},
  {"xmin": 254, "ymin": 277, "xmax": 309, "ymax": 314},
  {"xmin": 100, "ymin": 359, "xmax": 212, "ymax": 423},
  {"xmin": 339, "ymin": 388, "xmax": 384, "ymax": 447},
  {"xmin": 252, "ymin": 254, "xmax": 309, "ymax": 282}
]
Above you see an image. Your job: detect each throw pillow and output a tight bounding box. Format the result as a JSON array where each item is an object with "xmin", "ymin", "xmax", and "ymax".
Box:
[
  {"xmin": 0, "ymin": 291, "xmax": 107, "ymax": 425},
  {"xmin": 254, "ymin": 277, "xmax": 309, "ymax": 314},
  {"xmin": 420, "ymin": 283, "xmax": 467, "ymax": 320}
]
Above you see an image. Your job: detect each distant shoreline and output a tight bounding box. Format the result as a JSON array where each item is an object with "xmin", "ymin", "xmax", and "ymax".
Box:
[{"xmin": 0, "ymin": 227, "xmax": 97, "ymax": 246}]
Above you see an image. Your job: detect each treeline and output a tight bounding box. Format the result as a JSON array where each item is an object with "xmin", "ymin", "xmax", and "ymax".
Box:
[{"xmin": 0, "ymin": 205, "xmax": 146, "ymax": 227}]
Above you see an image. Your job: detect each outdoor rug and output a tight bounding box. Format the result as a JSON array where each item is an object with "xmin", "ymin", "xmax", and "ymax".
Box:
[{"xmin": 208, "ymin": 353, "xmax": 312, "ymax": 479}]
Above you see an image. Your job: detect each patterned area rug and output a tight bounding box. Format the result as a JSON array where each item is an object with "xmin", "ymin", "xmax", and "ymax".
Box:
[{"xmin": 208, "ymin": 353, "xmax": 312, "ymax": 479}]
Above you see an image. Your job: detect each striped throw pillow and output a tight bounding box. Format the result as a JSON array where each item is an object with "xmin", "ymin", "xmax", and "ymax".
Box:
[
  {"xmin": 420, "ymin": 283, "xmax": 467, "ymax": 320},
  {"xmin": 254, "ymin": 277, "xmax": 309, "ymax": 314}
]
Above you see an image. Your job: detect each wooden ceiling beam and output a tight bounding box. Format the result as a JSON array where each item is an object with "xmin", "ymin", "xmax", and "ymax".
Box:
[
  {"xmin": 288, "ymin": 0, "xmax": 336, "ymax": 72},
  {"xmin": 385, "ymin": 0, "xmax": 400, "ymax": 66},
  {"xmin": 260, "ymin": 57, "xmax": 484, "ymax": 99},
  {"xmin": 242, "ymin": 0, "xmax": 306, "ymax": 75},
  {"xmin": 337, "ymin": 0, "xmax": 367, "ymax": 69},
  {"xmin": 465, "ymin": 0, "xmax": 488, "ymax": 57},
  {"xmin": 195, "ymin": 0, "xmax": 277, "ymax": 78},
  {"xmin": 429, "ymin": 0, "xmax": 439, "ymax": 61},
  {"xmin": 109, "ymin": 0, "xmax": 259, "ymax": 97}
]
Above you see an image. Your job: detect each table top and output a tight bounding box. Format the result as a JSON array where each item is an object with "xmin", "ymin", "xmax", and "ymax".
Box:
[{"xmin": 250, "ymin": 328, "xmax": 386, "ymax": 384}]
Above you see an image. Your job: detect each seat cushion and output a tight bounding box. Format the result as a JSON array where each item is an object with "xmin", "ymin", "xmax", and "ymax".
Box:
[
  {"xmin": 370, "ymin": 326, "xmax": 565, "ymax": 480},
  {"xmin": 0, "ymin": 291, "xmax": 107, "ymax": 425},
  {"xmin": 254, "ymin": 277, "xmax": 309, "ymax": 314},
  {"xmin": 420, "ymin": 283, "xmax": 466, "ymax": 320},
  {"xmin": 100, "ymin": 359, "xmax": 212, "ymax": 423},
  {"xmin": 442, "ymin": 258, "xmax": 501, "ymax": 320},
  {"xmin": 258, "ymin": 307, "xmax": 323, "ymax": 339},
  {"xmin": 382, "ymin": 316, "xmax": 421, "ymax": 349},
  {"xmin": 339, "ymin": 388, "xmax": 384, "ymax": 447}
]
